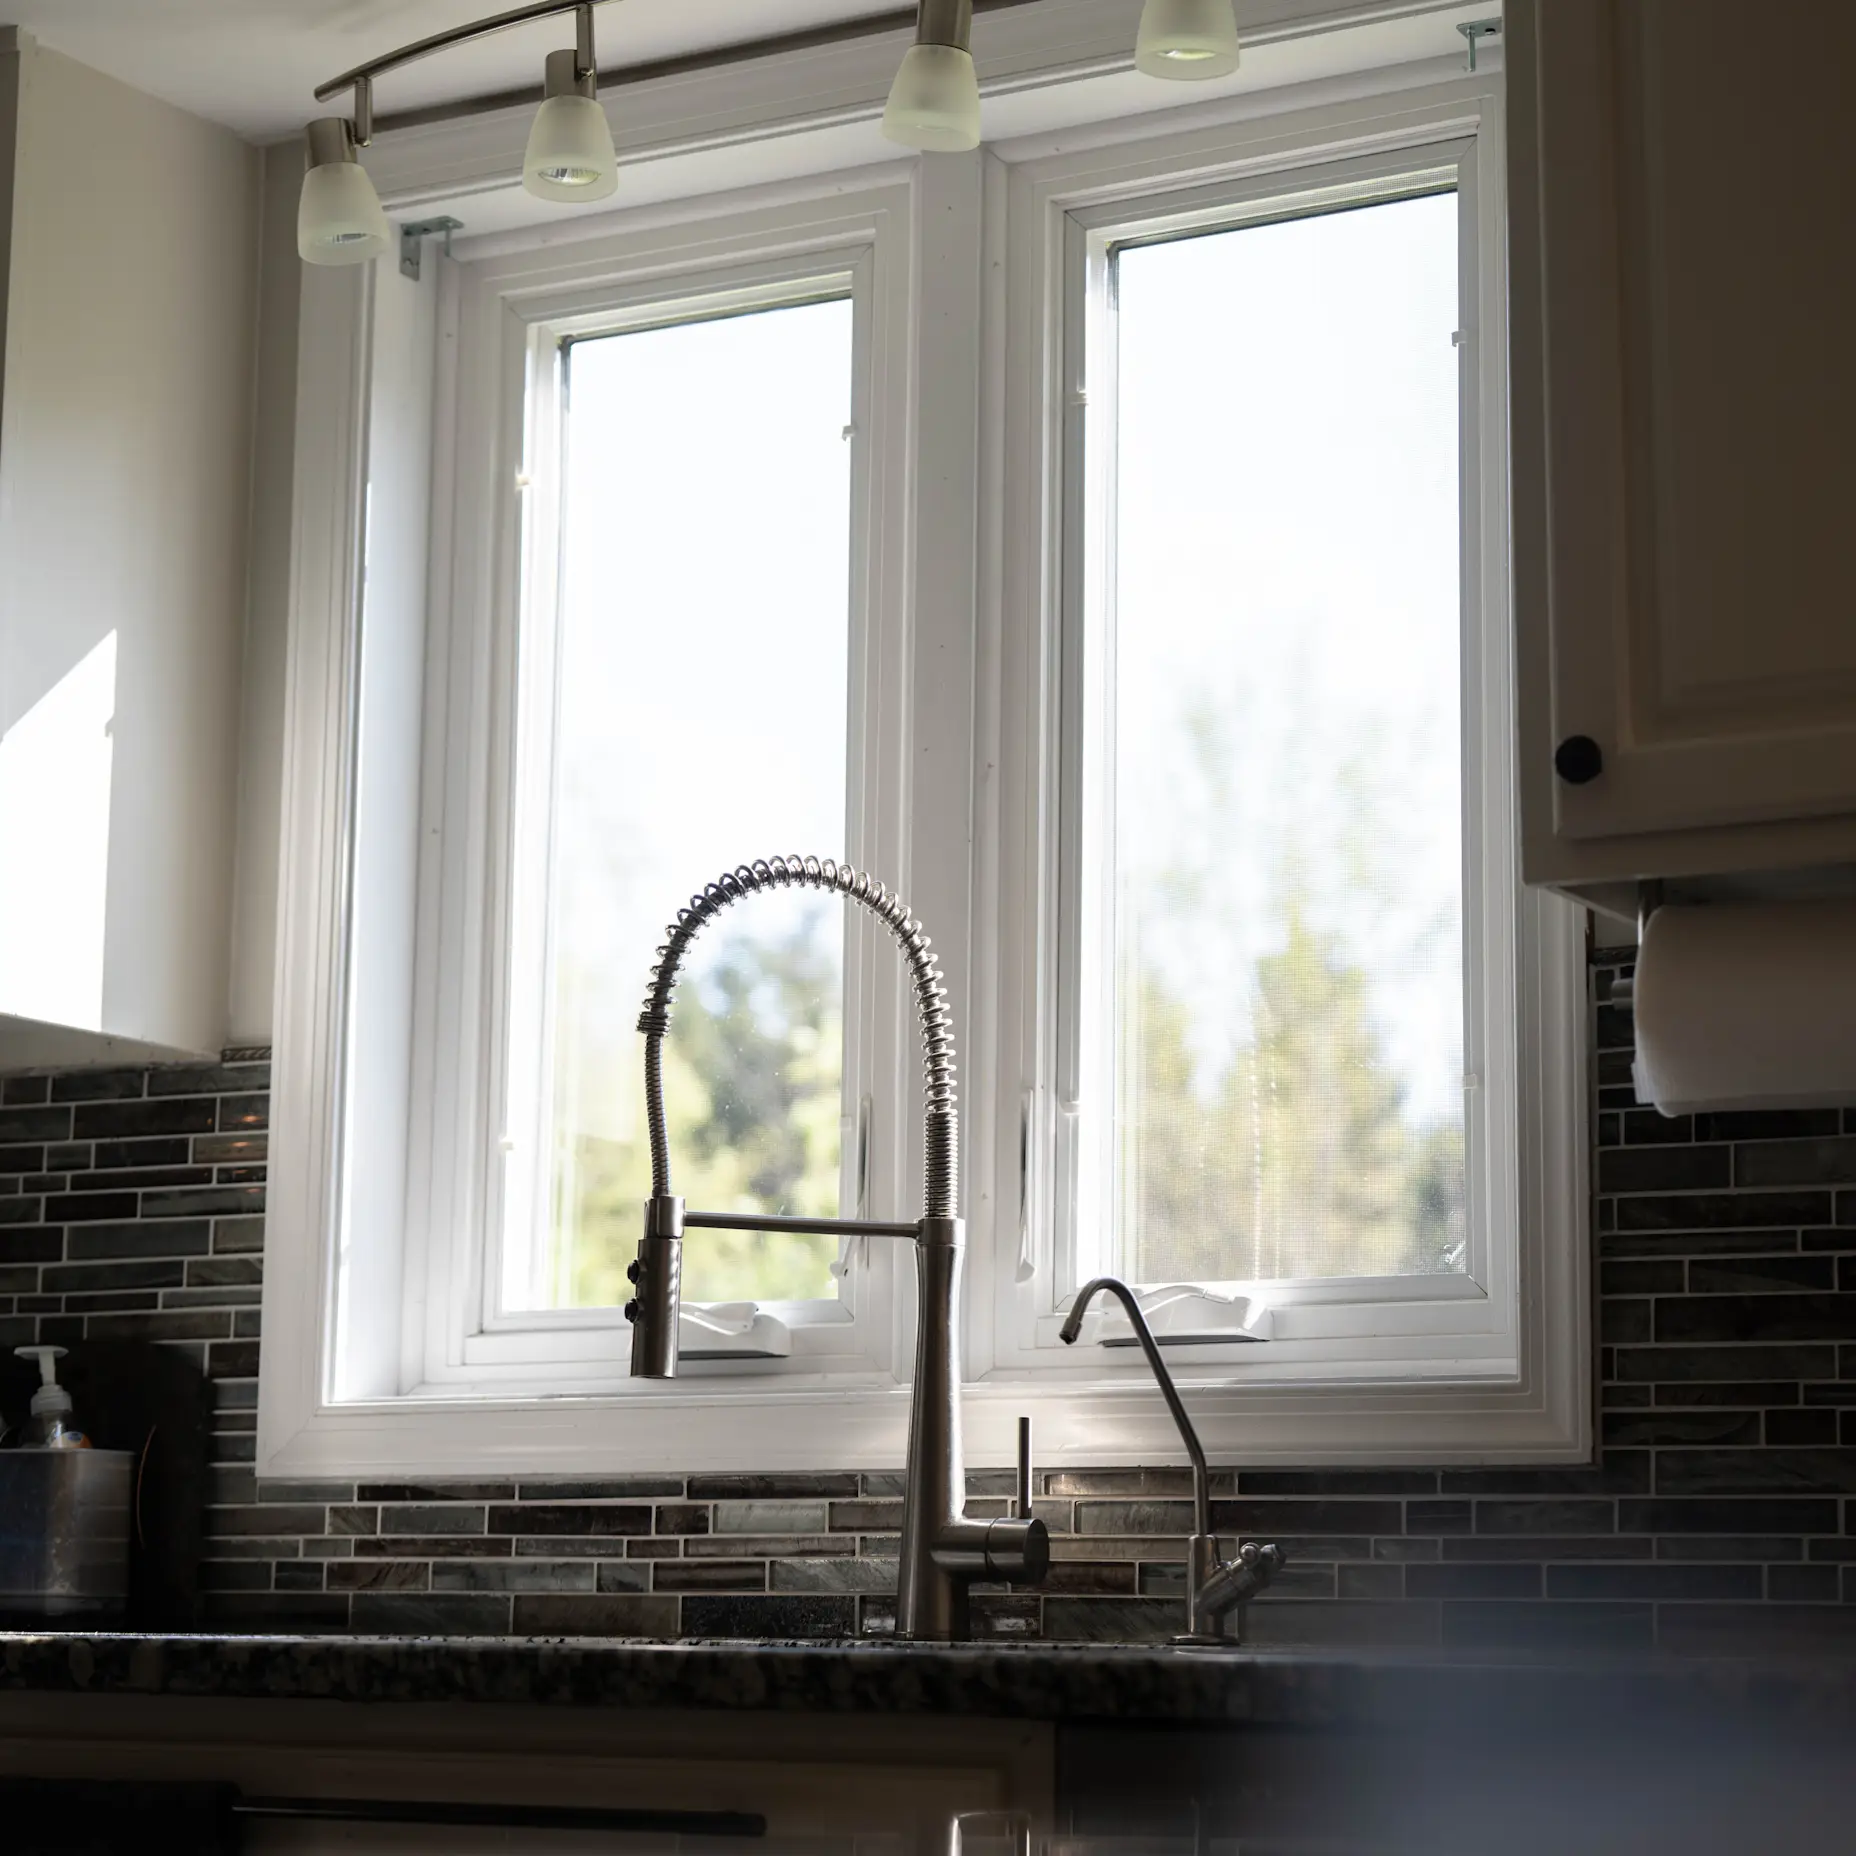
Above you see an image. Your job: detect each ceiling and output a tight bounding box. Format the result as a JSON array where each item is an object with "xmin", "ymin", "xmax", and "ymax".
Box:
[{"xmin": 1, "ymin": 0, "xmax": 899, "ymax": 141}]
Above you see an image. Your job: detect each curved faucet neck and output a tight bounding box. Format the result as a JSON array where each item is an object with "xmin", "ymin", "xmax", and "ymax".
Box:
[
  {"xmin": 1062, "ymin": 1275, "xmax": 1212, "ymax": 1538},
  {"xmin": 624, "ymin": 857, "xmax": 1048, "ymax": 1641},
  {"xmin": 637, "ymin": 856, "xmax": 958, "ymax": 1222}
]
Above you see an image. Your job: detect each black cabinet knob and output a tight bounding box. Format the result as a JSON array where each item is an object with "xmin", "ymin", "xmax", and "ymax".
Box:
[{"xmin": 1554, "ymin": 735, "xmax": 1603, "ymax": 784}]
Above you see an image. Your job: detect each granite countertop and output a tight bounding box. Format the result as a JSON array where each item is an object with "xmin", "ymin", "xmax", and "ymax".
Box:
[{"xmin": 4, "ymin": 1632, "xmax": 1855, "ymax": 1728}]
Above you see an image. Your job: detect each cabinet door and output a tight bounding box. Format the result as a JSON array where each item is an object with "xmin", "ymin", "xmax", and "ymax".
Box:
[{"xmin": 1510, "ymin": 0, "xmax": 1856, "ymax": 870}]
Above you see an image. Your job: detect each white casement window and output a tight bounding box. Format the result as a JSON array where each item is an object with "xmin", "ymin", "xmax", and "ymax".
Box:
[
  {"xmin": 263, "ymin": 41, "xmax": 1587, "ymax": 1479},
  {"xmin": 405, "ymin": 200, "xmax": 921, "ymax": 1395},
  {"xmin": 972, "ymin": 88, "xmax": 1587, "ymax": 1462}
]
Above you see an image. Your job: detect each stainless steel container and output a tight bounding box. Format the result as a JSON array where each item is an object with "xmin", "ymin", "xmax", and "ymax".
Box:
[{"xmin": 0, "ymin": 1449, "xmax": 132, "ymax": 1615}]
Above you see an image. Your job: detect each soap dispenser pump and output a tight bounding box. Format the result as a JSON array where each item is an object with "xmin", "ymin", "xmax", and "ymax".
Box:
[{"xmin": 14, "ymin": 1346, "xmax": 89, "ymax": 1448}]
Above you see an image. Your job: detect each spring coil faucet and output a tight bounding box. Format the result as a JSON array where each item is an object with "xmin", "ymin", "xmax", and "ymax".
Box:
[{"xmin": 625, "ymin": 855, "xmax": 1048, "ymax": 1639}]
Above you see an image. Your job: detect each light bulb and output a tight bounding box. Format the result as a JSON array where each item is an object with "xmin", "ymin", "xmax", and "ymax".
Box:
[
  {"xmin": 882, "ymin": 43, "xmax": 981, "ymax": 151},
  {"xmin": 297, "ymin": 117, "xmax": 390, "ymax": 266},
  {"xmin": 524, "ymin": 48, "xmax": 618, "ymax": 202},
  {"xmin": 1135, "ymin": 0, "xmax": 1241, "ymax": 79}
]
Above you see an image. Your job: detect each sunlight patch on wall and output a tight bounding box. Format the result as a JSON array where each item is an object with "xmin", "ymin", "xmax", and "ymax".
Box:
[{"xmin": 0, "ymin": 632, "xmax": 117, "ymax": 1029}]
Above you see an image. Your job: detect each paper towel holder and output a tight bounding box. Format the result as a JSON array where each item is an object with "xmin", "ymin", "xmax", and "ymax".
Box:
[
  {"xmin": 1637, "ymin": 880, "xmax": 1663, "ymax": 942},
  {"xmin": 1607, "ymin": 881, "xmax": 1664, "ymax": 1012}
]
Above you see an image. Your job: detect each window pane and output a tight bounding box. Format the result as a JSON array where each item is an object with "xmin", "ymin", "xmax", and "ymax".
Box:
[
  {"xmin": 513, "ymin": 297, "xmax": 854, "ymax": 1311},
  {"xmin": 1093, "ymin": 191, "xmax": 1465, "ymax": 1288}
]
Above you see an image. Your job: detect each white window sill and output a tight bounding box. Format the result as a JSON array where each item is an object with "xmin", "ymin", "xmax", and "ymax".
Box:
[{"xmin": 257, "ymin": 1355, "xmax": 1587, "ymax": 1480}]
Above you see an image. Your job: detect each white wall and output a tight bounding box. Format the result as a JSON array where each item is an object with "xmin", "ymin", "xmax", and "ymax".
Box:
[{"xmin": 0, "ymin": 35, "xmax": 259, "ymax": 1058}]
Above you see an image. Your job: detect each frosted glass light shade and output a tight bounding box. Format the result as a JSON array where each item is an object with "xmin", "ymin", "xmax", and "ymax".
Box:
[
  {"xmin": 882, "ymin": 43, "xmax": 980, "ymax": 152},
  {"xmin": 524, "ymin": 94, "xmax": 618, "ymax": 201},
  {"xmin": 1135, "ymin": 0, "xmax": 1241, "ymax": 78},
  {"xmin": 297, "ymin": 160, "xmax": 390, "ymax": 266}
]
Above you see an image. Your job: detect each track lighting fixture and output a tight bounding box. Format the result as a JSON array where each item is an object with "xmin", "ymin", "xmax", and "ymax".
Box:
[
  {"xmin": 883, "ymin": 0, "xmax": 982, "ymax": 153},
  {"xmin": 295, "ymin": 0, "xmax": 1249, "ymax": 267},
  {"xmin": 299, "ymin": 0, "xmax": 617, "ymax": 269},
  {"xmin": 524, "ymin": 45, "xmax": 618, "ymax": 200},
  {"xmin": 298, "ymin": 103, "xmax": 391, "ymax": 267},
  {"xmin": 1135, "ymin": 0, "xmax": 1242, "ymax": 79}
]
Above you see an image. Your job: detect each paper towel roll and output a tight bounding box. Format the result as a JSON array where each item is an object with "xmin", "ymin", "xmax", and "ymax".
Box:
[{"xmin": 1633, "ymin": 899, "xmax": 1856, "ymax": 1115}]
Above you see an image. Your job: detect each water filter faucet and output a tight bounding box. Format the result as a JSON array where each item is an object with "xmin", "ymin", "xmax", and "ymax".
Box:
[{"xmin": 1060, "ymin": 1277, "xmax": 1283, "ymax": 1643}]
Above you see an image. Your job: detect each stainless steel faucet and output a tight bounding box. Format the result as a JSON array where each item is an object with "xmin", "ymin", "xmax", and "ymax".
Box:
[
  {"xmin": 623, "ymin": 856, "xmax": 1049, "ymax": 1640},
  {"xmin": 1061, "ymin": 1277, "xmax": 1284, "ymax": 1644}
]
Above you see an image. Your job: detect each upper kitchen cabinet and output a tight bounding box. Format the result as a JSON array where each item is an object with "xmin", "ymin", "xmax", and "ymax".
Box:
[
  {"xmin": 1508, "ymin": 0, "xmax": 1856, "ymax": 904},
  {"xmin": 0, "ymin": 31, "xmax": 258, "ymax": 1066}
]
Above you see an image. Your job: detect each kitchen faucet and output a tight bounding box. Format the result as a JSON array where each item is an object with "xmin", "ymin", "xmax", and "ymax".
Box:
[
  {"xmin": 624, "ymin": 856, "xmax": 1049, "ymax": 1640},
  {"xmin": 1061, "ymin": 1277, "xmax": 1284, "ymax": 1643}
]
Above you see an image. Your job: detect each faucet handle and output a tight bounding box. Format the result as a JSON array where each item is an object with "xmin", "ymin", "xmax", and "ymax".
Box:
[
  {"xmin": 1014, "ymin": 1414, "xmax": 1034, "ymax": 1520},
  {"xmin": 1233, "ymin": 1539, "xmax": 1284, "ymax": 1588},
  {"xmin": 1177, "ymin": 1535, "xmax": 1286, "ymax": 1644}
]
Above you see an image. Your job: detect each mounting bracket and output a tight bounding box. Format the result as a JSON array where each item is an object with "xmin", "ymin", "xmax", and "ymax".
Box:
[
  {"xmin": 1456, "ymin": 17, "xmax": 1501, "ymax": 72},
  {"xmin": 399, "ymin": 215, "xmax": 464, "ymax": 281}
]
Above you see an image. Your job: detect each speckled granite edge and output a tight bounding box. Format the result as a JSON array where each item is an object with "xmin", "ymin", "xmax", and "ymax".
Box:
[{"xmin": 4, "ymin": 1635, "xmax": 1856, "ymax": 1728}]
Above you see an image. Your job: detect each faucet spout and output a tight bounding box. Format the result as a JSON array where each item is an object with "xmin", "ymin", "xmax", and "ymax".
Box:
[
  {"xmin": 1062, "ymin": 1276, "xmax": 1213, "ymax": 1536},
  {"xmin": 1062, "ymin": 1274, "xmax": 1282, "ymax": 1644},
  {"xmin": 624, "ymin": 855, "xmax": 1045, "ymax": 1640}
]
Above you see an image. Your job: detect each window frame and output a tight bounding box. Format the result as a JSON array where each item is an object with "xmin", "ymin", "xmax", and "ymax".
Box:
[
  {"xmin": 488, "ymin": 266, "xmax": 870, "ymax": 1334},
  {"xmin": 262, "ymin": 169, "xmax": 986, "ymax": 1477},
  {"xmin": 461, "ymin": 259, "xmax": 881, "ymax": 1373},
  {"xmin": 413, "ymin": 190, "xmax": 926, "ymax": 1396},
  {"xmin": 261, "ymin": 61, "xmax": 1590, "ymax": 1481},
  {"xmin": 1053, "ymin": 143, "xmax": 1501, "ymax": 1355},
  {"xmin": 961, "ymin": 75, "xmax": 1591, "ymax": 1460}
]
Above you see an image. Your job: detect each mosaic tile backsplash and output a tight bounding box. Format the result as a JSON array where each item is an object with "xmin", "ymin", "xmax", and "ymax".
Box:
[{"xmin": 5, "ymin": 952, "xmax": 1856, "ymax": 1651}]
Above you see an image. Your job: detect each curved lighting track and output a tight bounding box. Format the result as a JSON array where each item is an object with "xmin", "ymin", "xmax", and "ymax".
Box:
[
  {"xmin": 294, "ymin": 0, "xmax": 1244, "ymax": 267},
  {"xmin": 314, "ymin": 0, "xmax": 601, "ymax": 111},
  {"xmin": 371, "ymin": 0, "xmax": 1051, "ymax": 136}
]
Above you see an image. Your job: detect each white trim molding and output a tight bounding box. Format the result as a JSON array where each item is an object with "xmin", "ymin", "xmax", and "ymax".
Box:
[
  {"xmin": 261, "ymin": 158, "xmax": 995, "ymax": 1479},
  {"xmin": 261, "ymin": 29, "xmax": 1589, "ymax": 1481}
]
